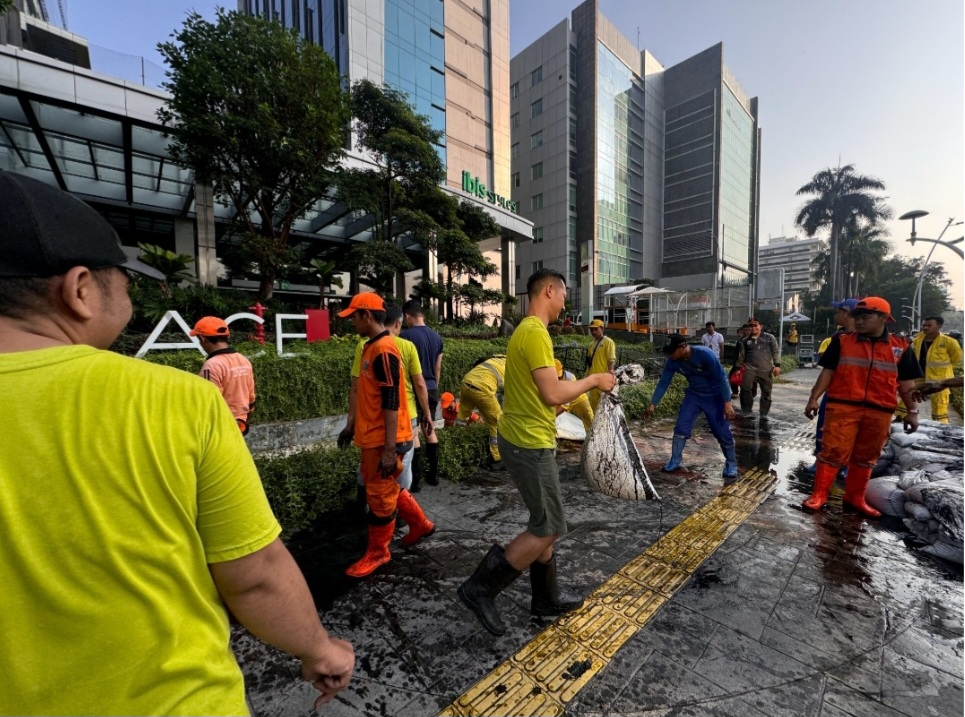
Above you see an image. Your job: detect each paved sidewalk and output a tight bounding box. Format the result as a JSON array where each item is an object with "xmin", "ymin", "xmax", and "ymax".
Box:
[{"xmin": 235, "ymin": 369, "xmax": 964, "ymax": 717}]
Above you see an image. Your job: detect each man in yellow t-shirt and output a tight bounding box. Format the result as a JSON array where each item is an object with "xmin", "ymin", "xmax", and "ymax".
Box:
[
  {"xmin": 457, "ymin": 269, "xmax": 616, "ymax": 637},
  {"xmin": 0, "ymin": 174, "xmax": 354, "ymax": 716},
  {"xmin": 585, "ymin": 318, "xmax": 617, "ymax": 411}
]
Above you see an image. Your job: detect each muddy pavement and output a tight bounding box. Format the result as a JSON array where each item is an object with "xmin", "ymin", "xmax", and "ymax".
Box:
[{"xmin": 235, "ymin": 369, "xmax": 964, "ymax": 717}]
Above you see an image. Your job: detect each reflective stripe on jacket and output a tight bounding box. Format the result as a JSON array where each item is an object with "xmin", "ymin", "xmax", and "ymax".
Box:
[
  {"xmin": 826, "ymin": 332, "xmax": 907, "ymax": 412},
  {"xmin": 911, "ymin": 333, "xmax": 962, "ymax": 380}
]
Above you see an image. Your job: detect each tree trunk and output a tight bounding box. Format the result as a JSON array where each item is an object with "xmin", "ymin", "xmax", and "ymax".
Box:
[
  {"xmin": 446, "ymin": 266, "xmax": 454, "ymax": 321},
  {"xmin": 259, "ymin": 275, "xmax": 275, "ymax": 301},
  {"xmin": 828, "ymin": 221, "xmax": 840, "ymax": 302}
]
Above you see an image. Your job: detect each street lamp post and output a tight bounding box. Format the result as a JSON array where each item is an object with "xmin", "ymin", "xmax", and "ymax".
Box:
[{"xmin": 899, "ymin": 211, "xmax": 964, "ymax": 331}]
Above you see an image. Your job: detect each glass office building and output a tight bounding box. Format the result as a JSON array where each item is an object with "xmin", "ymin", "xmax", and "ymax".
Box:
[{"xmin": 512, "ymin": 0, "xmax": 760, "ymax": 316}]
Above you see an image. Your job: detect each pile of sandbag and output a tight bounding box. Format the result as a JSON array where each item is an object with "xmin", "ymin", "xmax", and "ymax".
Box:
[{"xmin": 865, "ymin": 421, "xmax": 964, "ymax": 564}]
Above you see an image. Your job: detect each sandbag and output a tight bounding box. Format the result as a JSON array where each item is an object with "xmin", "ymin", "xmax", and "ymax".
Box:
[
  {"xmin": 865, "ymin": 478, "xmax": 906, "ymax": 517},
  {"xmin": 904, "ymin": 502, "xmax": 933, "ymax": 522},
  {"xmin": 582, "ymin": 364, "xmax": 659, "ymax": 501},
  {"xmin": 897, "ymin": 470, "xmax": 927, "ymax": 490},
  {"xmin": 921, "ymin": 538, "xmax": 964, "ymax": 564}
]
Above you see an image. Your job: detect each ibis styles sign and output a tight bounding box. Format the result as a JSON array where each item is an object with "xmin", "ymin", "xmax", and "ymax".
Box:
[{"xmin": 462, "ymin": 171, "xmax": 518, "ymax": 214}]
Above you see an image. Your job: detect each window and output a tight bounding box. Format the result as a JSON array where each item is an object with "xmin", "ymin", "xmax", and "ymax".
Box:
[
  {"xmin": 511, "ymin": 112, "xmax": 519, "ymax": 128},
  {"xmin": 512, "ymin": 172, "xmax": 520, "ymax": 188},
  {"xmin": 569, "ymin": 117, "xmax": 577, "ymax": 143},
  {"xmin": 516, "ymin": 265, "xmax": 521, "ymax": 280},
  {"xmin": 569, "ymin": 185, "xmax": 577, "ymax": 212},
  {"xmin": 531, "ymin": 193, "xmax": 543, "ymax": 211},
  {"xmin": 511, "ymin": 142, "xmax": 519, "ymax": 159},
  {"xmin": 511, "ymin": 81, "xmax": 519, "ymax": 98},
  {"xmin": 532, "ymin": 260, "xmax": 544, "ymax": 273},
  {"xmin": 531, "ymin": 98, "xmax": 543, "ymax": 118},
  {"xmin": 531, "ymin": 65, "xmax": 542, "ymax": 86},
  {"xmin": 531, "ymin": 130, "xmax": 543, "ymax": 149},
  {"xmin": 531, "ymin": 162, "xmax": 543, "ymax": 180},
  {"xmin": 533, "ymin": 226, "xmax": 544, "ymax": 244}
]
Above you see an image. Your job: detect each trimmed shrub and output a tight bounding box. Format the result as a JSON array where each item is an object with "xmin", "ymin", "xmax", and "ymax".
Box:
[
  {"xmin": 254, "ymin": 443, "xmax": 360, "ymax": 539},
  {"xmin": 437, "ymin": 422, "xmax": 491, "ymax": 483}
]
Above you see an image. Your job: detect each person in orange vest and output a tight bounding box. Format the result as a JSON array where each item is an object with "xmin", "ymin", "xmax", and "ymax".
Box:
[
  {"xmin": 191, "ymin": 317, "xmax": 256, "ymax": 434},
  {"xmin": 802, "ymin": 297, "xmax": 923, "ymax": 515},
  {"xmin": 336, "ymin": 293, "xmax": 434, "ymax": 577}
]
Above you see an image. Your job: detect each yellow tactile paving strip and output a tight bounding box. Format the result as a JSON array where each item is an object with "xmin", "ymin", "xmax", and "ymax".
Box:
[{"xmin": 440, "ymin": 465, "xmax": 784, "ymax": 717}]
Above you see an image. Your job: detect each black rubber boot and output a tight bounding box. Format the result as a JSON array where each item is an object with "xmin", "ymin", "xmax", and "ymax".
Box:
[
  {"xmin": 457, "ymin": 544, "xmax": 522, "ymax": 636},
  {"xmin": 529, "ymin": 554, "xmax": 584, "ymax": 617},
  {"xmin": 425, "ymin": 443, "xmax": 440, "ymax": 486},
  {"xmin": 410, "ymin": 447, "xmax": 423, "ymax": 493}
]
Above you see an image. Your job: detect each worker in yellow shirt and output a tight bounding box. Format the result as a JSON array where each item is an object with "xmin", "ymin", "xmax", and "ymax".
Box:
[
  {"xmin": 554, "ymin": 359, "xmax": 594, "ymax": 431},
  {"xmin": 457, "ymin": 356, "xmax": 507, "ymax": 467},
  {"xmin": 585, "ymin": 319, "xmax": 616, "ymax": 411},
  {"xmin": 896, "ymin": 316, "xmax": 963, "ymax": 423}
]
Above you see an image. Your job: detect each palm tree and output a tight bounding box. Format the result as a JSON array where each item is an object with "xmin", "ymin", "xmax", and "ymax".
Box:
[
  {"xmin": 795, "ymin": 165, "xmax": 892, "ymax": 301},
  {"xmin": 841, "ymin": 218, "xmax": 890, "ymax": 297}
]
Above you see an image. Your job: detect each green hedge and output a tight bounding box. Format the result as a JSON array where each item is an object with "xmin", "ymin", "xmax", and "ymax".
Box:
[{"xmin": 255, "ymin": 423, "xmax": 490, "ymax": 538}]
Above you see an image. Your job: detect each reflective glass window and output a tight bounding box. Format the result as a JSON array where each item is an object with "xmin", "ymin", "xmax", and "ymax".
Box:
[
  {"xmin": 531, "ymin": 66, "xmax": 542, "ymax": 86},
  {"xmin": 531, "ymin": 98, "xmax": 542, "ymax": 118}
]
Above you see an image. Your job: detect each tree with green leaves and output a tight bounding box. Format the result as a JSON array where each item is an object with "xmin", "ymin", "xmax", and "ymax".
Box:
[
  {"xmin": 795, "ymin": 164, "xmax": 892, "ymax": 303},
  {"xmin": 157, "ymin": 9, "xmax": 348, "ymax": 300},
  {"xmin": 339, "ymin": 81, "xmax": 502, "ymax": 310},
  {"xmin": 0, "ymin": 1, "xmax": 14, "ymax": 15}
]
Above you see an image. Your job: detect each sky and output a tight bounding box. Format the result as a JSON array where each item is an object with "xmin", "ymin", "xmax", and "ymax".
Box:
[{"xmin": 67, "ymin": 0, "xmax": 965, "ymax": 308}]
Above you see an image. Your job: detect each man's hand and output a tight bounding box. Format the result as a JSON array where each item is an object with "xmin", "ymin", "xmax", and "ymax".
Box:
[
  {"xmin": 420, "ymin": 415, "xmax": 434, "ymax": 439},
  {"xmin": 723, "ymin": 403, "xmax": 735, "ymax": 420},
  {"xmin": 380, "ymin": 448, "xmax": 398, "ymax": 478},
  {"xmin": 903, "ymin": 412, "xmax": 919, "ymax": 434},
  {"xmin": 597, "ymin": 372, "xmax": 617, "ymax": 393},
  {"xmin": 913, "ymin": 380, "xmax": 945, "ymax": 402},
  {"xmin": 804, "ymin": 397, "xmax": 819, "ymax": 420},
  {"xmin": 772, "ymin": 366, "xmax": 782, "ymax": 377},
  {"xmin": 337, "ymin": 426, "xmax": 354, "ymax": 450},
  {"xmin": 300, "ymin": 637, "xmax": 355, "ymax": 709}
]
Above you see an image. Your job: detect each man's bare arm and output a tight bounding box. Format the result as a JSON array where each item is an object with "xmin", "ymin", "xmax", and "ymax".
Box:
[{"xmin": 210, "ymin": 539, "xmax": 354, "ymax": 708}]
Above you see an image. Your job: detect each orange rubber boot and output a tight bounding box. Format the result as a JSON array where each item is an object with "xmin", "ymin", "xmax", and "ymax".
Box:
[
  {"xmin": 346, "ymin": 520, "xmax": 395, "ymax": 577},
  {"xmin": 397, "ymin": 489, "xmax": 435, "ymax": 547},
  {"xmin": 802, "ymin": 462, "xmax": 838, "ymax": 511},
  {"xmin": 843, "ymin": 465, "xmax": 881, "ymax": 517}
]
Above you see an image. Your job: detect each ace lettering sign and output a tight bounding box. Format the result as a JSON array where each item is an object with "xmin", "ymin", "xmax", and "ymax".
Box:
[{"xmin": 461, "ymin": 171, "xmax": 518, "ymax": 214}]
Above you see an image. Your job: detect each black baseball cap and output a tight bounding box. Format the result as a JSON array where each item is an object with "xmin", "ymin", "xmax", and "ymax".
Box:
[
  {"xmin": 662, "ymin": 333, "xmax": 688, "ymax": 355},
  {"xmin": 0, "ymin": 173, "xmax": 164, "ymax": 280}
]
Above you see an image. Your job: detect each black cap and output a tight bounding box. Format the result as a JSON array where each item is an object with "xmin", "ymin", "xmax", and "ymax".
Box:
[
  {"xmin": 662, "ymin": 333, "xmax": 688, "ymax": 355},
  {"xmin": 0, "ymin": 173, "xmax": 164, "ymax": 280}
]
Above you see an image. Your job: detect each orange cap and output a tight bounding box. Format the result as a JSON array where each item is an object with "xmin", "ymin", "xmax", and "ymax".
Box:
[
  {"xmin": 190, "ymin": 316, "xmax": 229, "ymax": 337},
  {"xmin": 440, "ymin": 391, "xmax": 455, "ymax": 408},
  {"xmin": 852, "ymin": 297, "xmax": 895, "ymax": 323},
  {"xmin": 338, "ymin": 292, "xmax": 385, "ymax": 318}
]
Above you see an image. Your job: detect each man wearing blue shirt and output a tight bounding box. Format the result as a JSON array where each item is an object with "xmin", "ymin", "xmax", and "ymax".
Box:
[{"xmin": 645, "ymin": 334, "xmax": 737, "ymax": 478}]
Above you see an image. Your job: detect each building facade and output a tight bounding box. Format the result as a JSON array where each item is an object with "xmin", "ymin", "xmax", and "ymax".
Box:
[
  {"xmin": 511, "ymin": 0, "xmax": 760, "ymax": 318},
  {"xmin": 240, "ymin": 0, "xmax": 526, "ymax": 304},
  {"xmin": 758, "ymin": 235, "xmax": 824, "ymax": 310}
]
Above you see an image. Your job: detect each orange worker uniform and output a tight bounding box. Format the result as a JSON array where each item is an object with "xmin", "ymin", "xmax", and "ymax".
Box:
[{"xmin": 806, "ymin": 320, "xmax": 922, "ymax": 516}]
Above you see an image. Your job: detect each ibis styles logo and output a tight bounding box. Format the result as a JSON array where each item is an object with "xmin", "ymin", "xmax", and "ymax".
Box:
[{"xmin": 462, "ymin": 171, "xmax": 518, "ymax": 214}]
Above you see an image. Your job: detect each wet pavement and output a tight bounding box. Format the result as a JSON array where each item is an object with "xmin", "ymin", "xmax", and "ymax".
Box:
[{"xmin": 235, "ymin": 369, "xmax": 964, "ymax": 716}]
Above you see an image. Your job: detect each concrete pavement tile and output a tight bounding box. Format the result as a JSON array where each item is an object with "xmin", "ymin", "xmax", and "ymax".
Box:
[
  {"xmin": 826, "ymin": 647, "xmax": 884, "ymax": 696},
  {"xmin": 630, "ymin": 603, "xmax": 719, "ymax": 670},
  {"xmin": 775, "ymin": 573, "xmax": 825, "ymax": 617},
  {"xmin": 672, "ymin": 570, "xmax": 785, "ymax": 641},
  {"xmin": 820, "ymin": 584, "xmax": 886, "ymax": 621},
  {"xmin": 609, "ymin": 649, "xmax": 730, "ymax": 713},
  {"xmin": 885, "ymin": 625, "xmax": 965, "ymax": 679},
  {"xmin": 740, "ymin": 674, "xmax": 826, "ymax": 717},
  {"xmin": 765, "ymin": 600, "xmax": 885, "ymax": 659},
  {"xmin": 822, "ymin": 677, "xmax": 912, "ymax": 717},
  {"xmin": 565, "ymin": 642, "xmax": 649, "ymax": 715},
  {"xmin": 394, "ymin": 690, "xmax": 459, "ymax": 717},
  {"xmin": 758, "ymin": 621, "xmax": 850, "ymax": 673},
  {"xmin": 693, "ymin": 623, "xmax": 816, "ymax": 692},
  {"xmin": 877, "ymin": 649, "xmax": 965, "ymax": 717}
]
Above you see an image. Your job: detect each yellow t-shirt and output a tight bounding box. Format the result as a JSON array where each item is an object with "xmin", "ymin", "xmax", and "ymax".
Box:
[
  {"xmin": 352, "ymin": 335, "xmax": 422, "ymax": 420},
  {"xmin": 499, "ymin": 316, "xmax": 557, "ymax": 448},
  {"xmin": 0, "ymin": 345, "xmax": 280, "ymax": 716},
  {"xmin": 586, "ymin": 335, "xmax": 617, "ymax": 375}
]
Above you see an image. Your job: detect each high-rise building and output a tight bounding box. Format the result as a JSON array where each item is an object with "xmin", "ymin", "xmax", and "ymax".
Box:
[
  {"xmin": 758, "ymin": 235, "xmax": 824, "ymax": 309},
  {"xmin": 1, "ymin": 0, "xmax": 90, "ymax": 67},
  {"xmin": 239, "ymin": 1, "xmax": 526, "ymax": 303},
  {"xmin": 511, "ymin": 0, "xmax": 760, "ymax": 317}
]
